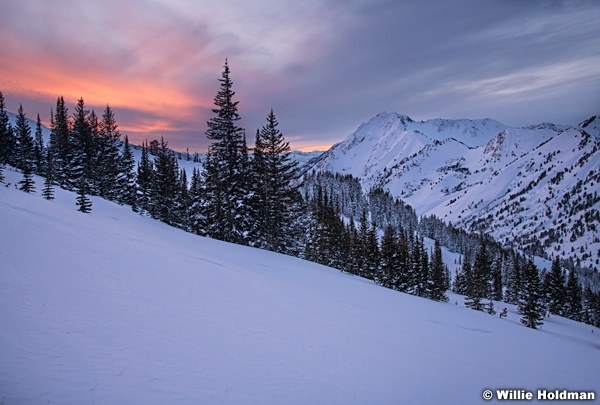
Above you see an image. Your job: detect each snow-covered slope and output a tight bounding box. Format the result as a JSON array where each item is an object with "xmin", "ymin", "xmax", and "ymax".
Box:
[
  {"xmin": 1, "ymin": 169, "xmax": 598, "ymax": 404},
  {"xmin": 307, "ymin": 113, "xmax": 600, "ymax": 269}
]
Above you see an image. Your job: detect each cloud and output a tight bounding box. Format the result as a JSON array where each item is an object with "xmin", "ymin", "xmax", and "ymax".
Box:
[{"xmin": 1, "ymin": 0, "xmax": 598, "ymax": 151}]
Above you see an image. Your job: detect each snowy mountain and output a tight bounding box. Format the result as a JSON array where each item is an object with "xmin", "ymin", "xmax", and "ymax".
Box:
[
  {"xmin": 306, "ymin": 112, "xmax": 600, "ymax": 270},
  {"xmin": 1, "ymin": 168, "xmax": 598, "ymax": 404}
]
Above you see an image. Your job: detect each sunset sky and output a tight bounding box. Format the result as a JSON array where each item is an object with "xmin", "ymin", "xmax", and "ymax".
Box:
[{"xmin": 1, "ymin": 0, "xmax": 599, "ymax": 152}]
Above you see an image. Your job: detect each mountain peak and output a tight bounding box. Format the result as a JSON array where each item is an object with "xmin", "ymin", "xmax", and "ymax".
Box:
[{"xmin": 306, "ymin": 111, "xmax": 600, "ymax": 270}]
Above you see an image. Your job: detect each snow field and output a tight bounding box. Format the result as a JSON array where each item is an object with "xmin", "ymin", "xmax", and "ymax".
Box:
[{"xmin": 0, "ymin": 169, "xmax": 598, "ymax": 404}]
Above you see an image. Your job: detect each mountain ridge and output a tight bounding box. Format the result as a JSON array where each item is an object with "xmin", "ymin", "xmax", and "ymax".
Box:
[{"xmin": 306, "ymin": 112, "xmax": 600, "ymax": 270}]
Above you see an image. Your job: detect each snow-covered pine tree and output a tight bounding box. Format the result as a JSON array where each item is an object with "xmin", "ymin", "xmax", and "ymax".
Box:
[
  {"xmin": 136, "ymin": 141, "xmax": 153, "ymax": 215},
  {"xmin": 491, "ymin": 253, "xmax": 504, "ymax": 302},
  {"xmin": 452, "ymin": 251, "xmax": 470, "ymax": 295},
  {"xmin": 96, "ymin": 104, "xmax": 122, "ymax": 200},
  {"xmin": 150, "ymin": 137, "xmax": 179, "ymax": 225},
  {"xmin": 33, "ymin": 114, "xmax": 46, "ymax": 175},
  {"xmin": 68, "ymin": 98, "xmax": 94, "ymax": 191},
  {"xmin": 504, "ymin": 251, "xmax": 523, "ymax": 305},
  {"xmin": 394, "ymin": 225, "xmax": 411, "ymax": 292},
  {"xmin": 76, "ymin": 175, "xmax": 92, "ymax": 213},
  {"xmin": 544, "ymin": 257, "xmax": 567, "ymax": 316},
  {"xmin": 0, "ymin": 91, "xmax": 15, "ymax": 168},
  {"xmin": 428, "ymin": 239, "xmax": 449, "ymax": 302},
  {"xmin": 14, "ymin": 104, "xmax": 35, "ymax": 172},
  {"xmin": 564, "ymin": 269, "xmax": 583, "ymax": 321},
  {"xmin": 249, "ymin": 109, "xmax": 302, "ymax": 254},
  {"xmin": 188, "ymin": 167, "xmax": 205, "ymax": 235},
  {"xmin": 48, "ymin": 96, "xmax": 70, "ymax": 189},
  {"xmin": 42, "ymin": 148, "xmax": 54, "ymax": 200},
  {"xmin": 465, "ymin": 242, "xmax": 491, "ymax": 311},
  {"xmin": 116, "ymin": 135, "xmax": 137, "ymax": 209},
  {"xmin": 378, "ymin": 224, "xmax": 399, "ymax": 288},
  {"xmin": 201, "ymin": 59, "xmax": 249, "ymax": 244},
  {"xmin": 14, "ymin": 105, "xmax": 35, "ymax": 193},
  {"xmin": 518, "ymin": 259, "xmax": 545, "ymax": 329},
  {"xmin": 411, "ymin": 237, "xmax": 428, "ymax": 297}
]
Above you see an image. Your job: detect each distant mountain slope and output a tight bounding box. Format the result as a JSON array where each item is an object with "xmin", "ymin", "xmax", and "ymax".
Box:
[
  {"xmin": 307, "ymin": 112, "xmax": 600, "ymax": 269},
  {"xmin": 1, "ymin": 169, "xmax": 598, "ymax": 404}
]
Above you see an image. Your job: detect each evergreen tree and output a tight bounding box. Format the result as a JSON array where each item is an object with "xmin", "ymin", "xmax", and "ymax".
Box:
[
  {"xmin": 0, "ymin": 91, "xmax": 15, "ymax": 168},
  {"xmin": 150, "ymin": 138, "xmax": 179, "ymax": 225},
  {"xmin": 505, "ymin": 252, "xmax": 523, "ymax": 305},
  {"xmin": 136, "ymin": 141, "xmax": 154, "ymax": 215},
  {"xmin": 76, "ymin": 175, "xmax": 92, "ymax": 213},
  {"xmin": 68, "ymin": 98, "xmax": 93, "ymax": 191},
  {"xmin": 428, "ymin": 239, "xmax": 449, "ymax": 301},
  {"xmin": 378, "ymin": 224, "xmax": 399, "ymax": 288},
  {"xmin": 465, "ymin": 242, "xmax": 491, "ymax": 311},
  {"xmin": 545, "ymin": 257, "xmax": 567, "ymax": 316},
  {"xmin": 518, "ymin": 259, "xmax": 545, "ymax": 329},
  {"xmin": 249, "ymin": 109, "xmax": 302, "ymax": 253},
  {"xmin": 201, "ymin": 59, "xmax": 249, "ymax": 244},
  {"xmin": 42, "ymin": 148, "xmax": 55, "ymax": 200},
  {"xmin": 411, "ymin": 236, "xmax": 428, "ymax": 297},
  {"xmin": 33, "ymin": 113, "xmax": 46, "ymax": 175},
  {"xmin": 582, "ymin": 287, "xmax": 600, "ymax": 327},
  {"xmin": 395, "ymin": 225, "xmax": 411, "ymax": 292},
  {"xmin": 189, "ymin": 167, "xmax": 205, "ymax": 235},
  {"xmin": 117, "ymin": 135, "xmax": 137, "ymax": 209},
  {"xmin": 96, "ymin": 104, "xmax": 122, "ymax": 200},
  {"xmin": 364, "ymin": 221, "xmax": 380, "ymax": 280},
  {"xmin": 175, "ymin": 168, "xmax": 191, "ymax": 231},
  {"xmin": 49, "ymin": 96, "xmax": 71, "ymax": 188},
  {"xmin": 452, "ymin": 251, "xmax": 471, "ymax": 295},
  {"xmin": 564, "ymin": 270, "xmax": 583, "ymax": 321},
  {"xmin": 491, "ymin": 254, "xmax": 504, "ymax": 302},
  {"xmin": 18, "ymin": 164, "xmax": 35, "ymax": 193},
  {"xmin": 14, "ymin": 104, "xmax": 35, "ymax": 172}
]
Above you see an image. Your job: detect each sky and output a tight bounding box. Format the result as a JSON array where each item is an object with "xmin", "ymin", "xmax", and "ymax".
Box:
[{"xmin": 1, "ymin": 0, "xmax": 599, "ymax": 152}]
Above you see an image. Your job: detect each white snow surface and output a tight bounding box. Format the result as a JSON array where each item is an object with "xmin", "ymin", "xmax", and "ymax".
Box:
[
  {"xmin": 308, "ymin": 112, "xmax": 600, "ymax": 269},
  {"xmin": 1, "ymin": 169, "xmax": 598, "ymax": 404}
]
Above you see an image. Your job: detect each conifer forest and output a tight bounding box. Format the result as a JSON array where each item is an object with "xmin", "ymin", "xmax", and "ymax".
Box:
[{"xmin": 1, "ymin": 61, "xmax": 599, "ymax": 330}]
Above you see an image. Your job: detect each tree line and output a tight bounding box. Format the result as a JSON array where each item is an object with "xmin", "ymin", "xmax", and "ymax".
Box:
[{"xmin": 1, "ymin": 60, "xmax": 599, "ymax": 330}]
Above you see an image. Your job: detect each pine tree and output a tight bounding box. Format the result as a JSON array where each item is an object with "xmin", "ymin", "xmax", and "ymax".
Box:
[
  {"xmin": 14, "ymin": 104, "xmax": 35, "ymax": 172},
  {"xmin": 394, "ymin": 225, "xmax": 411, "ymax": 292},
  {"xmin": 491, "ymin": 254, "xmax": 504, "ymax": 302},
  {"xmin": 76, "ymin": 175, "xmax": 92, "ymax": 213},
  {"xmin": 96, "ymin": 104, "xmax": 122, "ymax": 200},
  {"xmin": 117, "ymin": 135, "xmax": 137, "ymax": 209},
  {"xmin": 378, "ymin": 224, "xmax": 399, "ymax": 288},
  {"xmin": 68, "ymin": 98, "xmax": 93, "ymax": 191},
  {"xmin": 49, "ymin": 96, "xmax": 70, "ymax": 188},
  {"xmin": 136, "ymin": 140, "xmax": 154, "ymax": 215},
  {"xmin": 428, "ymin": 239, "xmax": 449, "ymax": 301},
  {"xmin": 452, "ymin": 251, "xmax": 470, "ymax": 295},
  {"xmin": 42, "ymin": 148, "xmax": 55, "ymax": 200},
  {"xmin": 505, "ymin": 252, "xmax": 523, "ymax": 305},
  {"xmin": 249, "ymin": 109, "xmax": 302, "ymax": 253},
  {"xmin": 33, "ymin": 113, "xmax": 45, "ymax": 175},
  {"xmin": 545, "ymin": 257, "xmax": 567, "ymax": 316},
  {"xmin": 0, "ymin": 91, "xmax": 16, "ymax": 168},
  {"xmin": 564, "ymin": 269, "xmax": 583, "ymax": 321},
  {"xmin": 150, "ymin": 138, "xmax": 179, "ymax": 225},
  {"xmin": 518, "ymin": 259, "xmax": 545, "ymax": 329},
  {"xmin": 411, "ymin": 236, "xmax": 428, "ymax": 297},
  {"xmin": 18, "ymin": 165, "xmax": 35, "ymax": 193},
  {"xmin": 465, "ymin": 242, "xmax": 491, "ymax": 311},
  {"xmin": 189, "ymin": 167, "xmax": 205, "ymax": 235},
  {"xmin": 201, "ymin": 59, "xmax": 249, "ymax": 244}
]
